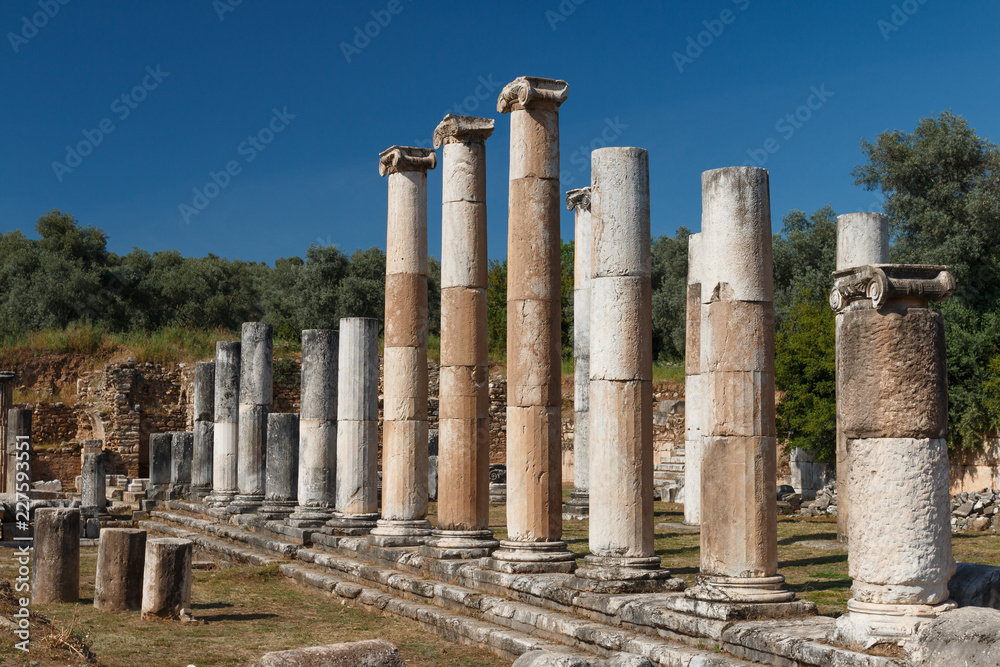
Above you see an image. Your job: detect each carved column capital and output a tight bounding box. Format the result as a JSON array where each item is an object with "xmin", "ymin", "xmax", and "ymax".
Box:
[
  {"xmin": 497, "ymin": 76, "xmax": 568, "ymax": 114},
  {"xmin": 830, "ymin": 264, "xmax": 955, "ymax": 312},
  {"xmin": 378, "ymin": 146, "xmax": 437, "ymax": 177},
  {"xmin": 432, "ymin": 114, "xmax": 494, "ymax": 149},
  {"xmin": 566, "ymin": 187, "xmax": 591, "ymax": 212}
]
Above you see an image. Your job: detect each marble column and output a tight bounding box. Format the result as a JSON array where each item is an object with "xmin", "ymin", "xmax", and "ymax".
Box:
[
  {"xmin": 5, "ymin": 408, "xmax": 31, "ymax": 499},
  {"xmin": 81, "ymin": 450, "xmax": 108, "ymax": 516},
  {"xmin": 259, "ymin": 413, "xmax": 299, "ymax": 521},
  {"xmin": 207, "ymin": 341, "xmax": 240, "ymax": 508},
  {"xmin": 191, "ymin": 361, "xmax": 215, "ymax": 500},
  {"xmin": 327, "ymin": 317, "xmax": 380, "ymax": 535},
  {"xmin": 32, "ymin": 508, "xmax": 80, "ymax": 603},
  {"xmin": 487, "ymin": 75, "xmax": 576, "ymax": 573},
  {"xmin": 168, "ymin": 431, "xmax": 193, "ymax": 500},
  {"xmin": 148, "ymin": 432, "xmax": 172, "ymax": 501},
  {"xmin": 423, "ymin": 114, "xmax": 498, "ymax": 558},
  {"xmin": 831, "ymin": 264, "xmax": 957, "ymax": 646},
  {"xmin": 563, "ymin": 187, "xmax": 592, "ymax": 520},
  {"xmin": 687, "ymin": 166, "xmax": 794, "ymax": 603},
  {"xmin": 684, "ymin": 233, "xmax": 704, "ymax": 525},
  {"xmin": 834, "ymin": 213, "xmax": 889, "ymax": 543},
  {"xmin": 289, "ymin": 329, "xmax": 338, "ymax": 527},
  {"xmin": 229, "ymin": 322, "xmax": 272, "ymax": 513},
  {"xmin": 0, "ymin": 371, "xmax": 16, "ymax": 494},
  {"xmin": 369, "ymin": 145, "xmax": 437, "ymax": 547},
  {"xmin": 94, "ymin": 527, "xmax": 146, "ymax": 611},
  {"xmin": 141, "ymin": 538, "xmax": 193, "ymax": 620}
]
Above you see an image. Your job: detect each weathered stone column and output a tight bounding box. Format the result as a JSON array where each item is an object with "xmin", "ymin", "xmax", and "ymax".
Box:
[
  {"xmin": 148, "ymin": 432, "xmax": 172, "ymax": 501},
  {"xmin": 94, "ymin": 527, "xmax": 146, "ymax": 611},
  {"xmin": 422, "ymin": 115, "xmax": 498, "ymax": 558},
  {"xmin": 831, "ymin": 264, "xmax": 957, "ymax": 646},
  {"xmin": 32, "ymin": 507, "xmax": 80, "ymax": 603},
  {"xmin": 834, "ymin": 213, "xmax": 889, "ymax": 543},
  {"xmin": 191, "ymin": 361, "xmax": 215, "ymax": 500},
  {"xmin": 563, "ymin": 187, "xmax": 592, "ymax": 520},
  {"xmin": 687, "ymin": 167, "xmax": 794, "ymax": 603},
  {"xmin": 487, "ymin": 76, "xmax": 576, "ymax": 573},
  {"xmin": 684, "ymin": 233, "xmax": 704, "ymax": 525},
  {"xmin": 369, "ymin": 145, "xmax": 437, "ymax": 547},
  {"xmin": 289, "ymin": 330, "xmax": 337, "ymax": 527},
  {"xmin": 230, "ymin": 322, "xmax": 272, "ymax": 513},
  {"xmin": 81, "ymin": 450, "xmax": 108, "ymax": 516},
  {"xmin": 5, "ymin": 408, "xmax": 31, "ymax": 499},
  {"xmin": 169, "ymin": 431, "xmax": 193, "ymax": 500},
  {"xmin": 141, "ymin": 537, "xmax": 193, "ymax": 620},
  {"xmin": 570, "ymin": 148, "xmax": 674, "ymax": 592},
  {"xmin": 207, "ymin": 341, "xmax": 240, "ymax": 508},
  {"xmin": 328, "ymin": 317, "xmax": 380, "ymax": 535},
  {"xmin": 259, "ymin": 413, "xmax": 299, "ymax": 520},
  {"xmin": 0, "ymin": 372, "xmax": 16, "ymax": 494}
]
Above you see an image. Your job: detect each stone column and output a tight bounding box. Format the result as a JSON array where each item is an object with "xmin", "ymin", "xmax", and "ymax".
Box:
[
  {"xmin": 81, "ymin": 450, "xmax": 108, "ymax": 516},
  {"xmin": 259, "ymin": 413, "xmax": 299, "ymax": 520},
  {"xmin": 369, "ymin": 145, "xmax": 437, "ymax": 547},
  {"xmin": 148, "ymin": 432, "xmax": 172, "ymax": 501},
  {"xmin": 570, "ymin": 147, "xmax": 674, "ymax": 592},
  {"xmin": 834, "ymin": 213, "xmax": 889, "ymax": 543},
  {"xmin": 683, "ymin": 233, "xmax": 704, "ymax": 525},
  {"xmin": 94, "ymin": 527, "xmax": 146, "ymax": 611},
  {"xmin": 208, "ymin": 341, "xmax": 240, "ymax": 508},
  {"xmin": 422, "ymin": 114, "xmax": 498, "ymax": 558},
  {"xmin": 0, "ymin": 371, "xmax": 16, "ymax": 494},
  {"xmin": 687, "ymin": 167, "xmax": 794, "ymax": 603},
  {"xmin": 563, "ymin": 187, "xmax": 592, "ymax": 520},
  {"xmin": 32, "ymin": 507, "xmax": 80, "ymax": 603},
  {"xmin": 141, "ymin": 537, "xmax": 193, "ymax": 620},
  {"xmin": 831, "ymin": 264, "xmax": 957, "ymax": 646},
  {"xmin": 191, "ymin": 361, "xmax": 215, "ymax": 500},
  {"xmin": 5, "ymin": 408, "xmax": 31, "ymax": 499},
  {"xmin": 169, "ymin": 431, "xmax": 193, "ymax": 500},
  {"xmin": 328, "ymin": 317, "xmax": 380, "ymax": 535},
  {"xmin": 289, "ymin": 330, "xmax": 338, "ymax": 527},
  {"xmin": 487, "ymin": 76, "xmax": 576, "ymax": 573},
  {"xmin": 230, "ymin": 322, "xmax": 272, "ymax": 513}
]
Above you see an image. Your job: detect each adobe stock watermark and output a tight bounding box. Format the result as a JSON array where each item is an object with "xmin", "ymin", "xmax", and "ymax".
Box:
[
  {"xmin": 7, "ymin": 0, "xmax": 71, "ymax": 54},
  {"xmin": 742, "ymin": 84, "xmax": 833, "ymax": 168},
  {"xmin": 340, "ymin": 0, "xmax": 414, "ymax": 64},
  {"xmin": 178, "ymin": 107, "xmax": 297, "ymax": 224},
  {"xmin": 546, "ymin": 0, "xmax": 586, "ymax": 31},
  {"xmin": 12, "ymin": 434, "xmax": 33, "ymax": 652},
  {"xmin": 51, "ymin": 65, "xmax": 170, "ymax": 183},
  {"xmin": 877, "ymin": 0, "xmax": 929, "ymax": 41},
  {"xmin": 213, "ymin": 0, "xmax": 242, "ymax": 21},
  {"xmin": 561, "ymin": 117, "xmax": 630, "ymax": 190},
  {"xmin": 410, "ymin": 75, "xmax": 503, "ymax": 149},
  {"xmin": 673, "ymin": 0, "xmax": 751, "ymax": 74}
]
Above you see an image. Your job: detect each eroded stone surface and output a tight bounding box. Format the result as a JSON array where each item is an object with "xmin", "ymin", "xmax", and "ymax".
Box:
[{"xmin": 252, "ymin": 639, "xmax": 405, "ymax": 667}]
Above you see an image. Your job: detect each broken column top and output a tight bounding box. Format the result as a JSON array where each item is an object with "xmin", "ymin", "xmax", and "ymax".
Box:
[
  {"xmin": 433, "ymin": 114, "xmax": 495, "ymax": 149},
  {"xmin": 566, "ymin": 187, "xmax": 591, "ymax": 212},
  {"xmin": 497, "ymin": 76, "xmax": 569, "ymax": 113},
  {"xmin": 378, "ymin": 146, "xmax": 437, "ymax": 176},
  {"xmin": 837, "ymin": 212, "xmax": 889, "ymax": 270},
  {"xmin": 830, "ymin": 264, "xmax": 954, "ymax": 312}
]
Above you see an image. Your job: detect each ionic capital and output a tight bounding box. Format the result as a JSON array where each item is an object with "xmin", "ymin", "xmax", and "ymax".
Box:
[
  {"xmin": 497, "ymin": 76, "xmax": 568, "ymax": 114},
  {"xmin": 566, "ymin": 187, "xmax": 591, "ymax": 212},
  {"xmin": 829, "ymin": 264, "xmax": 955, "ymax": 312},
  {"xmin": 432, "ymin": 114, "xmax": 494, "ymax": 149},
  {"xmin": 378, "ymin": 146, "xmax": 437, "ymax": 176}
]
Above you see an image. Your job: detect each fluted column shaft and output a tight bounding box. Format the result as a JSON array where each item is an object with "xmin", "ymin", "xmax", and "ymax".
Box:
[
  {"xmin": 191, "ymin": 361, "xmax": 215, "ymax": 500},
  {"xmin": 259, "ymin": 413, "xmax": 299, "ymax": 520},
  {"xmin": 208, "ymin": 341, "xmax": 240, "ymax": 508},
  {"xmin": 684, "ymin": 233, "xmax": 704, "ymax": 525},
  {"xmin": 230, "ymin": 322, "xmax": 272, "ymax": 512}
]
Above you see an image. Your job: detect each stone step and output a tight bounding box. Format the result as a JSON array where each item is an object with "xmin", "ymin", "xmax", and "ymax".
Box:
[
  {"xmin": 666, "ymin": 456, "xmax": 686, "ymax": 464},
  {"xmin": 656, "ymin": 463, "xmax": 685, "ymax": 473}
]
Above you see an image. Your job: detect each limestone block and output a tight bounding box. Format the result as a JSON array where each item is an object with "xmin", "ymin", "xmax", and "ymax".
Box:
[
  {"xmin": 702, "ymin": 300, "xmax": 774, "ymax": 373},
  {"xmin": 437, "ymin": 416, "xmax": 489, "ymax": 529},
  {"xmin": 506, "ymin": 177, "xmax": 561, "ymax": 302},
  {"xmin": 506, "ymin": 298, "xmax": 561, "ymax": 408},
  {"xmin": 700, "ymin": 167, "xmax": 773, "ymax": 303},
  {"xmin": 193, "ymin": 361, "xmax": 215, "ymax": 422},
  {"xmin": 700, "ymin": 435, "xmax": 778, "ymax": 578},
  {"xmin": 589, "ymin": 276, "xmax": 652, "ymax": 382},
  {"xmin": 386, "ymin": 170, "xmax": 428, "ymax": 276},
  {"xmin": 32, "ymin": 507, "xmax": 80, "ymax": 603},
  {"xmin": 149, "ymin": 433, "xmax": 172, "ymax": 486},
  {"xmin": 381, "ymin": 420, "xmax": 428, "ymax": 521},
  {"xmin": 264, "ymin": 413, "xmax": 299, "ymax": 503},
  {"xmin": 573, "ymin": 355, "xmax": 589, "ymax": 410},
  {"xmin": 848, "ymin": 437, "xmax": 955, "ymax": 604},
  {"xmin": 336, "ymin": 420, "xmax": 379, "ymax": 514},
  {"xmin": 505, "ymin": 405, "xmax": 562, "ymax": 542},
  {"xmin": 591, "ymin": 147, "xmax": 651, "ymax": 279},
  {"xmin": 705, "ymin": 371, "xmax": 776, "ymax": 438},
  {"xmin": 685, "ymin": 283, "xmax": 702, "ymax": 376},
  {"xmin": 382, "ymin": 346, "xmax": 429, "ymax": 421},
  {"xmin": 509, "ymin": 105, "xmax": 560, "ymax": 180},
  {"xmin": 442, "ymin": 141, "xmax": 486, "ymax": 203},
  {"xmin": 839, "ymin": 308, "xmax": 948, "ymax": 439},
  {"xmin": 94, "ymin": 527, "xmax": 146, "ymax": 611},
  {"xmin": 300, "ymin": 329, "xmax": 338, "ymax": 421},
  {"xmin": 214, "ymin": 341, "xmax": 241, "ymax": 423},
  {"xmin": 439, "ymin": 365, "xmax": 488, "ymax": 420},
  {"xmin": 337, "ymin": 318, "xmax": 380, "ymax": 422},
  {"xmin": 212, "ymin": 421, "xmax": 238, "ymax": 492},
  {"xmin": 441, "ymin": 201, "xmax": 487, "ymax": 288},
  {"xmin": 191, "ymin": 420, "xmax": 214, "ymax": 490},
  {"xmin": 297, "ymin": 419, "xmax": 335, "ymax": 507},
  {"xmin": 685, "ymin": 373, "xmax": 704, "ymax": 443},
  {"xmin": 240, "ymin": 322, "xmax": 273, "ymax": 405},
  {"xmin": 140, "ymin": 538, "xmax": 193, "ymax": 620},
  {"xmin": 384, "ymin": 273, "xmax": 428, "ymax": 349},
  {"xmin": 949, "ymin": 561, "xmax": 1000, "ymax": 609},
  {"xmin": 81, "ymin": 452, "xmax": 107, "ymax": 511},
  {"xmin": 683, "ymin": 435, "xmax": 703, "ymax": 526},
  {"xmin": 908, "ymin": 606, "xmax": 1000, "ymax": 667},
  {"xmin": 573, "ymin": 408, "xmax": 589, "ymax": 490},
  {"xmin": 837, "ymin": 212, "xmax": 889, "ymax": 271},
  {"xmin": 237, "ymin": 405, "xmax": 268, "ymax": 496},
  {"xmin": 252, "ymin": 639, "xmax": 404, "ymax": 667},
  {"xmin": 170, "ymin": 431, "xmax": 193, "ymax": 487},
  {"xmin": 439, "ymin": 287, "xmax": 487, "ymax": 367}
]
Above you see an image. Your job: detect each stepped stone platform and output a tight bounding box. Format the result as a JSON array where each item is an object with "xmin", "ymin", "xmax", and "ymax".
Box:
[
  {"xmin": 135, "ymin": 500, "xmax": 899, "ymax": 666},
  {"xmin": 654, "ymin": 450, "xmax": 686, "ymax": 503}
]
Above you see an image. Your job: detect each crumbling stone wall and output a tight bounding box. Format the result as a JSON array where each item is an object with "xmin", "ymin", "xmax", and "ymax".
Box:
[{"xmin": 26, "ymin": 402, "xmax": 78, "ymax": 446}]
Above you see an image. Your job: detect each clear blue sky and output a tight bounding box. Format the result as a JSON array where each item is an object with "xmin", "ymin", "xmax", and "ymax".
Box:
[{"xmin": 2, "ymin": 1, "xmax": 998, "ymax": 264}]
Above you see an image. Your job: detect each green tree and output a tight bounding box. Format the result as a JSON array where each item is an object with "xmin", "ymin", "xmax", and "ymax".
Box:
[
  {"xmin": 560, "ymin": 241, "xmax": 574, "ymax": 359},
  {"xmin": 650, "ymin": 227, "xmax": 689, "ymax": 361},
  {"xmin": 486, "ymin": 259, "xmax": 507, "ymax": 357}
]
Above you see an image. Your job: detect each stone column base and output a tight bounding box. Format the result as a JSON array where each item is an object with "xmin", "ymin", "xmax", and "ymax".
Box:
[
  {"xmin": 562, "ymin": 489, "xmax": 589, "ymax": 520},
  {"xmin": 227, "ymin": 494, "xmax": 264, "ymax": 514},
  {"xmin": 326, "ymin": 512, "xmax": 379, "ymax": 536},
  {"xmin": 257, "ymin": 500, "xmax": 297, "ymax": 521},
  {"xmin": 489, "ymin": 483, "xmax": 506, "ymax": 506},
  {"xmin": 419, "ymin": 529, "xmax": 499, "ymax": 559},
  {"xmin": 203, "ymin": 491, "xmax": 236, "ymax": 509},
  {"xmin": 190, "ymin": 486, "xmax": 212, "ymax": 501},
  {"xmin": 482, "ymin": 540, "xmax": 577, "ymax": 574},
  {"xmin": 287, "ymin": 506, "xmax": 333, "ymax": 527},
  {"xmin": 166, "ymin": 485, "xmax": 190, "ymax": 501},
  {"xmin": 567, "ymin": 555, "xmax": 683, "ymax": 594},
  {"xmin": 834, "ymin": 598, "xmax": 956, "ymax": 649},
  {"xmin": 146, "ymin": 484, "xmax": 168, "ymax": 501},
  {"xmin": 685, "ymin": 574, "xmax": 796, "ymax": 603},
  {"xmin": 368, "ymin": 519, "xmax": 433, "ymax": 547}
]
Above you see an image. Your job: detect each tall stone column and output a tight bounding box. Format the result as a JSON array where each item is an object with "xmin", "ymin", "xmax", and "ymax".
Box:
[
  {"xmin": 0, "ymin": 372, "xmax": 16, "ymax": 494},
  {"xmin": 563, "ymin": 187, "xmax": 591, "ymax": 520},
  {"xmin": 191, "ymin": 361, "xmax": 215, "ymax": 500},
  {"xmin": 207, "ymin": 341, "xmax": 240, "ymax": 508},
  {"xmin": 424, "ymin": 114, "xmax": 498, "ymax": 558},
  {"xmin": 687, "ymin": 167, "xmax": 794, "ymax": 603},
  {"xmin": 370, "ymin": 145, "xmax": 437, "ymax": 547},
  {"xmin": 831, "ymin": 264, "xmax": 957, "ymax": 645},
  {"xmin": 684, "ymin": 233, "xmax": 704, "ymax": 525},
  {"xmin": 32, "ymin": 508, "xmax": 80, "ymax": 603},
  {"xmin": 5, "ymin": 408, "xmax": 31, "ymax": 499},
  {"xmin": 229, "ymin": 322, "xmax": 272, "ymax": 513},
  {"xmin": 571, "ymin": 147, "xmax": 675, "ymax": 592},
  {"xmin": 289, "ymin": 330, "xmax": 338, "ymax": 527},
  {"xmin": 148, "ymin": 432, "xmax": 172, "ymax": 501},
  {"xmin": 168, "ymin": 431, "xmax": 193, "ymax": 500},
  {"xmin": 834, "ymin": 213, "xmax": 889, "ymax": 543},
  {"xmin": 259, "ymin": 413, "xmax": 299, "ymax": 521},
  {"xmin": 81, "ymin": 450, "xmax": 108, "ymax": 516},
  {"xmin": 141, "ymin": 538, "xmax": 193, "ymax": 620},
  {"xmin": 328, "ymin": 317, "xmax": 380, "ymax": 535},
  {"xmin": 94, "ymin": 528, "xmax": 146, "ymax": 611},
  {"xmin": 487, "ymin": 75, "xmax": 576, "ymax": 573}
]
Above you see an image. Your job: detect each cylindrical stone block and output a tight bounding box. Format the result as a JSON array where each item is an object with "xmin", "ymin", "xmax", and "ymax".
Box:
[
  {"xmin": 337, "ymin": 318, "xmax": 380, "ymax": 423},
  {"xmin": 210, "ymin": 341, "xmax": 240, "ymax": 506},
  {"xmin": 235, "ymin": 405, "xmax": 268, "ymax": 497},
  {"xmin": 260, "ymin": 413, "xmax": 299, "ymax": 520},
  {"xmin": 94, "ymin": 528, "xmax": 146, "ymax": 611},
  {"xmin": 503, "ymin": 405, "xmax": 562, "ymax": 542},
  {"xmin": 192, "ymin": 361, "xmax": 215, "ymax": 496},
  {"xmin": 169, "ymin": 431, "xmax": 193, "ymax": 497},
  {"xmin": 684, "ymin": 232, "xmax": 704, "ymax": 526},
  {"xmin": 589, "ymin": 276, "xmax": 652, "ymax": 382},
  {"xmin": 334, "ymin": 420, "xmax": 379, "ymax": 514},
  {"xmin": 81, "ymin": 451, "xmax": 107, "ymax": 513},
  {"xmin": 231, "ymin": 322, "xmax": 272, "ymax": 511},
  {"xmin": 5, "ymin": 408, "xmax": 31, "ymax": 499},
  {"xmin": 240, "ymin": 322, "xmax": 273, "ymax": 405},
  {"xmin": 32, "ymin": 508, "xmax": 80, "ymax": 603},
  {"xmin": 590, "ymin": 147, "xmax": 651, "ymax": 279},
  {"xmin": 291, "ymin": 330, "xmax": 338, "ymax": 525},
  {"xmin": 140, "ymin": 538, "xmax": 193, "ymax": 620}
]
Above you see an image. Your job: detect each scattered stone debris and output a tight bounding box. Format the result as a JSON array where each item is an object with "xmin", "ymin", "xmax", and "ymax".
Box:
[
  {"xmin": 950, "ymin": 488, "xmax": 1000, "ymax": 532},
  {"xmin": 797, "ymin": 482, "xmax": 837, "ymax": 517}
]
